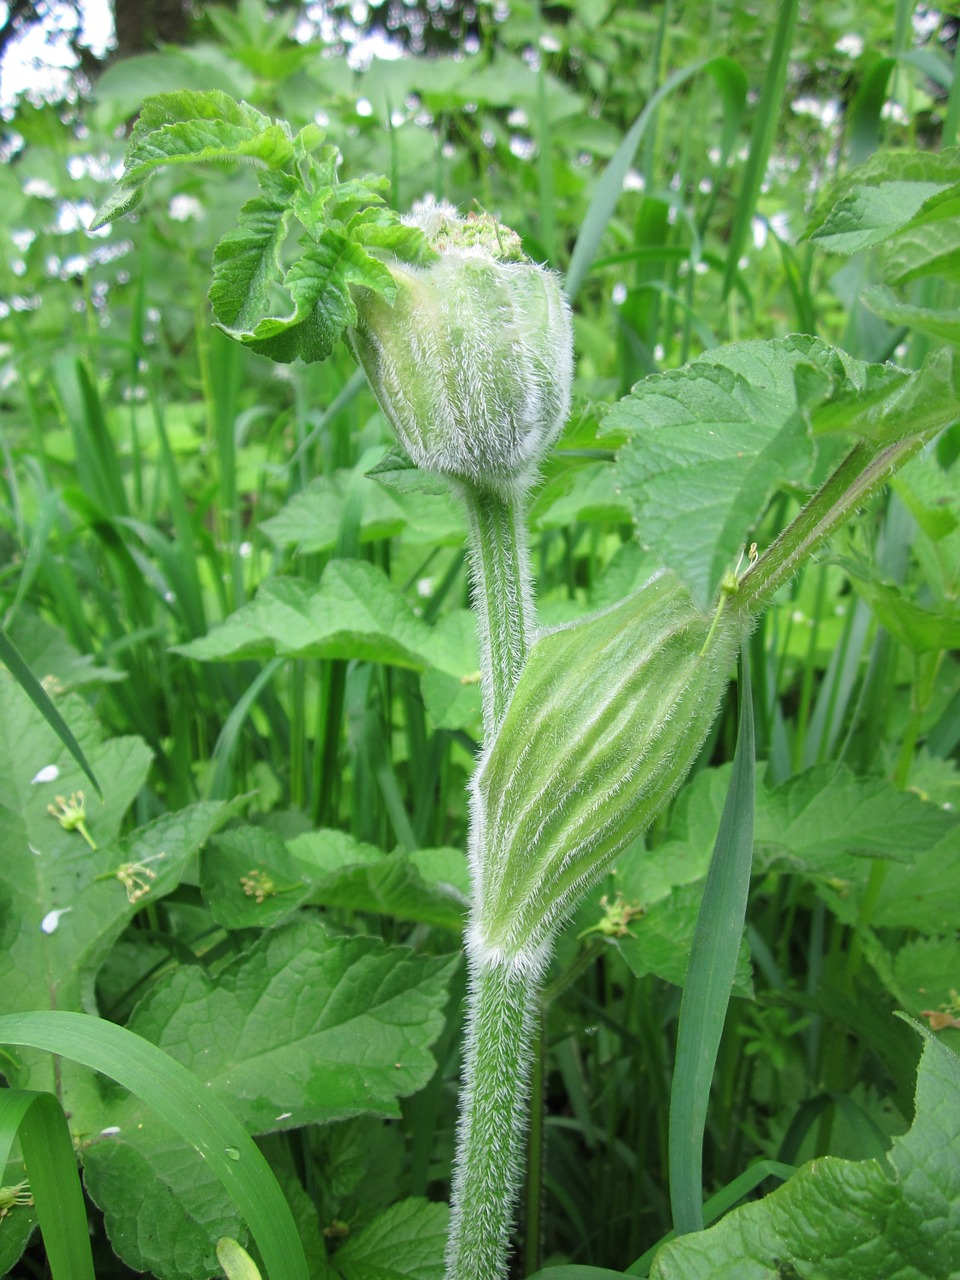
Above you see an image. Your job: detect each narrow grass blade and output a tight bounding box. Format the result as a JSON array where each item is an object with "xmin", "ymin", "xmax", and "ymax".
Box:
[
  {"xmin": 0, "ymin": 1089, "xmax": 95, "ymax": 1280},
  {"xmin": 3, "ymin": 489, "xmax": 60, "ymax": 627},
  {"xmin": 0, "ymin": 1012, "xmax": 309, "ymax": 1280},
  {"xmin": 627, "ymin": 1159, "xmax": 794, "ymax": 1275},
  {"xmin": 0, "ymin": 623, "xmax": 102, "ymax": 796},
  {"xmin": 566, "ymin": 57, "xmax": 746, "ymax": 300},
  {"xmin": 721, "ymin": 0, "xmax": 799, "ymax": 299},
  {"xmin": 207, "ymin": 658, "xmax": 284, "ymax": 800},
  {"xmin": 668, "ymin": 649, "xmax": 756, "ymax": 1235}
]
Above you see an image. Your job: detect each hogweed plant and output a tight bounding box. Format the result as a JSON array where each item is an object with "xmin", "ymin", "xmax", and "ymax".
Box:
[{"xmin": 89, "ymin": 92, "xmax": 960, "ymax": 1280}]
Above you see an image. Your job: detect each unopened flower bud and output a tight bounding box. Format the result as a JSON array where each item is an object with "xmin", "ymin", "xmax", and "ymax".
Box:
[
  {"xmin": 470, "ymin": 570, "xmax": 746, "ymax": 961},
  {"xmin": 349, "ymin": 202, "xmax": 573, "ymax": 495}
]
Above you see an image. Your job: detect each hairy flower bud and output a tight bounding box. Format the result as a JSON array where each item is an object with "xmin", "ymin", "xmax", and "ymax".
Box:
[
  {"xmin": 469, "ymin": 570, "xmax": 747, "ymax": 962},
  {"xmin": 349, "ymin": 202, "xmax": 573, "ymax": 495}
]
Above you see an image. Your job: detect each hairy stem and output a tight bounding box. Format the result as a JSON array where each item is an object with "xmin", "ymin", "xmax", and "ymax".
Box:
[
  {"xmin": 447, "ymin": 479, "xmax": 540, "ymax": 1280},
  {"xmin": 459, "ymin": 481, "xmax": 535, "ymax": 735},
  {"xmin": 445, "ymin": 952, "xmax": 543, "ymax": 1280}
]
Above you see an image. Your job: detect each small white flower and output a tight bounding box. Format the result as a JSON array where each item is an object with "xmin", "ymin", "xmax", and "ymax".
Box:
[{"xmin": 31, "ymin": 764, "xmax": 60, "ymax": 785}]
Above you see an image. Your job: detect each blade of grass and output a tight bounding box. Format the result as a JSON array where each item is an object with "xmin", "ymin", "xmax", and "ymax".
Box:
[
  {"xmin": 3, "ymin": 489, "xmax": 60, "ymax": 627},
  {"xmin": 0, "ymin": 622, "xmax": 102, "ymax": 796},
  {"xmin": 721, "ymin": 0, "xmax": 800, "ymax": 300},
  {"xmin": 566, "ymin": 57, "xmax": 747, "ymax": 301},
  {"xmin": 0, "ymin": 1089, "xmax": 96, "ymax": 1280},
  {"xmin": 668, "ymin": 648, "xmax": 756, "ymax": 1235},
  {"xmin": 0, "ymin": 1012, "xmax": 309, "ymax": 1280}
]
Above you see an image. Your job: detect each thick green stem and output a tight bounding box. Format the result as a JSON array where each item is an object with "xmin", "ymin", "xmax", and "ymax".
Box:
[
  {"xmin": 446, "ymin": 479, "xmax": 541, "ymax": 1280},
  {"xmin": 445, "ymin": 953, "xmax": 543, "ymax": 1280},
  {"xmin": 459, "ymin": 481, "xmax": 535, "ymax": 734}
]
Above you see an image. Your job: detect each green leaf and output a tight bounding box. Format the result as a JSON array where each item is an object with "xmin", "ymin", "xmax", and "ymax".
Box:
[
  {"xmin": 852, "ymin": 579, "xmax": 960, "ymax": 653},
  {"xmin": 649, "ymin": 1023, "xmax": 960, "ymax": 1279},
  {"xmin": 217, "ymin": 1237, "xmax": 263, "ymax": 1280},
  {"xmin": 0, "ymin": 1012, "xmax": 309, "ymax": 1280},
  {"xmin": 862, "ymin": 283, "xmax": 960, "ymax": 346},
  {"xmin": 200, "ymin": 826, "xmax": 312, "ymax": 929},
  {"xmin": 332, "ymin": 1198, "xmax": 449, "ymax": 1280},
  {"xmin": 606, "ymin": 337, "xmax": 839, "ymax": 607},
  {"xmin": 174, "ymin": 561, "xmax": 438, "ymax": 669},
  {"xmin": 209, "ymin": 170, "xmax": 297, "ymax": 334},
  {"xmin": 259, "ymin": 470, "xmax": 464, "ymax": 555},
  {"xmin": 229, "ymin": 230, "xmax": 395, "ymax": 364},
  {"xmin": 669, "ymin": 651, "xmax": 755, "ymax": 1234},
  {"xmin": 82, "ymin": 1116, "xmax": 248, "ymax": 1280},
  {"xmin": 807, "ymin": 147, "xmax": 960, "ymax": 253},
  {"xmin": 0, "ymin": 1090, "xmax": 95, "ymax": 1280},
  {"xmin": 126, "ymin": 918, "xmax": 458, "ymax": 1130},
  {"xmin": 0, "ymin": 624, "xmax": 103, "ymax": 795},
  {"xmin": 288, "ymin": 831, "xmax": 469, "ymax": 931}
]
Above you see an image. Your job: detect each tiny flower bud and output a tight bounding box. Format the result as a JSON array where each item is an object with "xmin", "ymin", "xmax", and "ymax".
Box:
[{"xmin": 349, "ymin": 202, "xmax": 573, "ymax": 496}]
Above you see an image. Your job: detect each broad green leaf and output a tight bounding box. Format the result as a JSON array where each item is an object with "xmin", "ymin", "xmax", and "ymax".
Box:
[
  {"xmin": 852, "ymin": 579, "xmax": 960, "ymax": 653},
  {"xmin": 289, "ymin": 830, "xmax": 469, "ymax": 930},
  {"xmin": 754, "ymin": 763, "xmax": 957, "ymax": 876},
  {"xmin": 126, "ymin": 917, "xmax": 457, "ymax": 1131},
  {"xmin": 9, "ymin": 611, "xmax": 125, "ymax": 689},
  {"xmin": 891, "ymin": 936, "xmax": 960, "ymax": 1043},
  {"xmin": 0, "ymin": 676, "xmax": 152, "ymax": 1024},
  {"xmin": 873, "ymin": 824, "xmax": 960, "ymax": 936},
  {"xmin": 806, "ymin": 147, "xmax": 960, "ymax": 252},
  {"xmin": 648, "ymin": 1023, "xmax": 960, "ymax": 1279},
  {"xmin": 332, "ymin": 1198, "xmax": 449, "ymax": 1280},
  {"xmin": 609, "ymin": 880, "xmax": 753, "ymax": 997},
  {"xmin": 863, "ymin": 283, "xmax": 960, "ymax": 346},
  {"xmin": 81, "ymin": 924, "xmax": 456, "ymax": 1275},
  {"xmin": 174, "ymin": 561, "xmax": 438, "ymax": 669},
  {"xmin": 259, "ymin": 470, "xmax": 463, "ymax": 555},
  {"xmin": 606, "ymin": 337, "xmax": 833, "ymax": 607},
  {"xmin": 201, "ymin": 826, "xmax": 311, "ymax": 929},
  {"xmin": 82, "ymin": 1117, "xmax": 247, "ymax": 1280},
  {"xmin": 231, "ymin": 231, "xmax": 395, "ymax": 364},
  {"xmin": 884, "ymin": 193, "xmax": 960, "ymax": 284},
  {"xmin": 810, "ymin": 179, "xmax": 951, "ymax": 255}
]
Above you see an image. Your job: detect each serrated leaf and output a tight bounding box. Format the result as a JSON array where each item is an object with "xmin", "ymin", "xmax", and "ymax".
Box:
[
  {"xmin": 610, "ymin": 880, "xmax": 753, "ymax": 996},
  {"xmin": 210, "ymin": 170, "xmax": 297, "ymax": 334},
  {"xmin": 126, "ymin": 918, "xmax": 458, "ymax": 1131},
  {"xmin": 174, "ymin": 561, "xmax": 439, "ymax": 669},
  {"xmin": 82, "ymin": 1118, "xmax": 247, "ymax": 1280},
  {"xmin": 200, "ymin": 826, "xmax": 312, "ymax": 929},
  {"xmin": 332, "ymin": 1198, "xmax": 449, "ymax": 1280},
  {"xmin": 648, "ymin": 1023, "xmax": 960, "ymax": 1279},
  {"xmin": 288, "ymin": 831, "xmax": 468, "ymax": 931},
  {"xmin": 230, "ymin": 230, "xmax": 395, "ymax": 364},
  {"xmin": 259, "ymin": 470, "xmax": 463, "ymax": 555},
  {"xmin": 606, "ymin": 338, "xmax": 835, "ymax": 607}
]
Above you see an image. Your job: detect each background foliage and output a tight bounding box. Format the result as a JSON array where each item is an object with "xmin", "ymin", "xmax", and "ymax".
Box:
[{"xmin": 0, "ymin": 1, "xmax": 959, "ymax": 1277}]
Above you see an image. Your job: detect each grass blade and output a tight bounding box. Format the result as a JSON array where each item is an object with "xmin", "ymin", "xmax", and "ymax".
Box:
[
  {"xmin": 566, "ymin": 57, "xmax": 746, "ymax": 301},
  {"xmin": 0, "ymin": 1011, "xmax": 309, "ymax": 1280},
  {"xmin": 0, "ymin": 1089, "xmax": 95, "ymax": 1280},
  {"xmin": 668, "ymin": 648, "xmax": 756, "ymax": 1235},
  {"xmin": 0, "ymin": 623, "xmax": 102, "ymax": 796},
  {"xmin": 721, "ymin": 0, "xmax": 800, "ymax": 299}
]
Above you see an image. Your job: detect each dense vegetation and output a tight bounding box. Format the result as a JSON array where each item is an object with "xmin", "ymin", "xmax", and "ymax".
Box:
[{"xmin": 1, "ymin": 2, "xmax": 959, "ymax": 1278}]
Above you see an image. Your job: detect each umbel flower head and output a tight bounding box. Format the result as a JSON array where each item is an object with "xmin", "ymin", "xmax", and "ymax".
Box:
[{"xmin": 349, "ymin": 200, "xmax": 574, "ymax": 496}]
